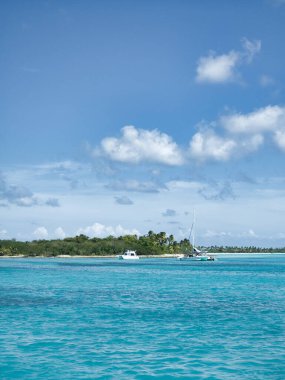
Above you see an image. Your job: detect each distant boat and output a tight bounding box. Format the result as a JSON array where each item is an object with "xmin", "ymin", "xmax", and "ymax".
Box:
[
  {"xmin": 177, "ymin": 211, "xmax": 216, "ymax": 261},
  {"xmin": 117, "ymin": 250, "xmax": 139, "ymax": 260},
  {"xmin": 192, "ymin": 246, "xmax": 216, "ymax": 261},
  {"xmin": 195, "ymin": 254, "xmax": 215, "ymax": 261}
]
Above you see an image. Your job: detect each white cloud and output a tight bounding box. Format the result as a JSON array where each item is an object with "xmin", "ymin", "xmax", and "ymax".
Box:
[
  {"xmin": 94, "ymin": 105, "xmax": 285, "ymax": 168},
  {"xmin": 273, "ymin": 129, "xmax": 285, "ymax": 151},
  {"xmin": 189, "ymin": 131, "xmax": 263, "ymax": 162},
  {"xmin": 100, "ymin": 125, "xmax": 184, "ymax": 165},
  {"xmin": 189, "ymin": 130, "xmax": 237, "ymax": 161},
  {"xmin": 33, "ymin": 226, "xmax": 49, "ymax": 240},
  {"xmin": 196, "ymin": 51, "xmax": 239, "ymax": 83},
  {"xmin": 240, "ymin": 134, "xmax": 264, "ymax": 152},
  {"xmin": 0, "ymin": 229, "xmax": 8, "ymax": 236},
  {"xmin": 77, "ymin": 222, "xmax": 140, "ymax": 238},
  {"xmin": 188, "ymin": 104, "xmax": 285, "ymax": 161},
  {"xmin": 221, "ymin": 105, "xmax": 285, "ymax": 134},
  {"xmin": 54, "ymin": 227, "xmax": 66, "ymax": 239},
  {"xmin": 196, "ymin": 38, "xmax": 261, "ymax": 84}
]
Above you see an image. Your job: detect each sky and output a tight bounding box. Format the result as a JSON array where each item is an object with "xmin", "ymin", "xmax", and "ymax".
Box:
[{"xmin": 1, "ymin": 0, "xmax": 285, "ymax": 246}]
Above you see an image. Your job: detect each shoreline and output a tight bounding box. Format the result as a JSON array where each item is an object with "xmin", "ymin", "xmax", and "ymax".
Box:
[{"xmin": 1, "ymin": 252, "xmax": 285, "ymax": 259}]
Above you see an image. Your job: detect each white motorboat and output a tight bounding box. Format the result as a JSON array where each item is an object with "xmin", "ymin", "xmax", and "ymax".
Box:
[{"xmin": 117, "ymin": 250, "xmax": 139, "ymax": 260}]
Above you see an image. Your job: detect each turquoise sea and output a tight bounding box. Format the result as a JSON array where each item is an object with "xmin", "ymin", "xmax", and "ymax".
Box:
[{"xmin": 1, "ymin": 256, "xmax": 285, "ymax": 379}]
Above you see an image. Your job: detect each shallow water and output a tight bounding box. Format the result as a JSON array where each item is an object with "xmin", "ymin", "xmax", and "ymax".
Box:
[{"xmin": 1, "ymin": 256, "xmax": 285, "ymax": 379}]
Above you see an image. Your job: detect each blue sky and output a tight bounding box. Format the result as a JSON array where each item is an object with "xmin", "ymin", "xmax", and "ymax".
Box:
[{"xmin": 1, "ymin": 0, "xmax": 285, "ymax": 246}]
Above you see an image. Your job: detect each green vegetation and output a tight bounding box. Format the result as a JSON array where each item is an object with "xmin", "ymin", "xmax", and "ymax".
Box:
[
  {"xmin": 0, "ymin": 231, "xmax": 191, "ymax": 257},
  {"xmin": 0, "ymin": 233, "xmax": 284, "ymax": 257},
  {"xmin": 205, "ymin": 245, "xmax": 285, "ymax": 253}
]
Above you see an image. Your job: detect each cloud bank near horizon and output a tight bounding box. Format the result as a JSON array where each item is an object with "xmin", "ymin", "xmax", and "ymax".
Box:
[
  {"xmin": 0, "ymin": 172, "xmax": 60, "ymax": 208},
  {"xmin": 32, "ymin": 223, "xmax": 141, "ymax": 240}
]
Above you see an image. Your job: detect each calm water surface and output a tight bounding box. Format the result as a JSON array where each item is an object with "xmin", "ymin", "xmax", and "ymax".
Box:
[{"xmin": 1, "ymin": 256, "xmax": 285, "ymax": 379}]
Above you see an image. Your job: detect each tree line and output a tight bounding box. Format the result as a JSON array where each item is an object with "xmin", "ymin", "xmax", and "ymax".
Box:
[
  {"xmin": 0, "ymin": 231, "xmax": 191, "ymax": 257},
  {"xmin": 0, "ymin": 232, "xmax": 284, "ymax": 257}
]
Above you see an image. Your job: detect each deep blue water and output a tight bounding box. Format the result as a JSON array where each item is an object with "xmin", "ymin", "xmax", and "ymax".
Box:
[{"xmin": 1, "ymin": 256, "xmax": 285, "ymax": 379}]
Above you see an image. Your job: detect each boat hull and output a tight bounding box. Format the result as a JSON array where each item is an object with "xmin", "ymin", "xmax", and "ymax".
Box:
[
  {"xmin": 118, "ymin": 255, "xmax": 139, "ymax": 260},
  {"xmin": 177, "ymin": 255, "xmax": 216, "ymax": 261}
]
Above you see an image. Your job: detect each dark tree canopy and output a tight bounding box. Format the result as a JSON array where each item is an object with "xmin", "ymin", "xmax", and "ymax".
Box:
[{"xmin": 0, "ymin": 234, "xmax": 282, "ymax": 257}]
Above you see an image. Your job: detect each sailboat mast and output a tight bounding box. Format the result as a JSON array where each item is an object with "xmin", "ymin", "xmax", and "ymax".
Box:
[{"xmin": 192, "ymin": 209, "xmax": 195, "ymax": 249}]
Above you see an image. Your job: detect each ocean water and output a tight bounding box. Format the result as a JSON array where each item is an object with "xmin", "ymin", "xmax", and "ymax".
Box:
[{"xmin": 0, "ymin": 256, "xmax": 285, "ymax": 379}]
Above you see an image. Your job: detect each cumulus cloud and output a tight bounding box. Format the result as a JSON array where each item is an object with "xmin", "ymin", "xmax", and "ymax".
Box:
[
  {"xmin": 114, "ymin": 196, "xmax": 134, "ymax": 205},
  {"xmin": 188, "ymin": 105, "xmax": 285, "ymax": 161},
  {"xmin": 196, "ymin": 38, "xmax": 261, "ymax": 84},
  {"xmin": 93, "ymin": 105, "xmax": 285, "ymax": 169},
  {"xmin": 77, "ymin": 222, "xmax": 140, "ymax": 238},
  {"xmin": 100, "ymin": 125, "xmax": 184, "ymax": 165},
  {"xmin": 189, "ymin": 130, "xmax": 237, "ymax": 161},
  {"xmin": 54, "ymin": 227, "xmax": 66, "ymax": 239},
  {"xmin": 189, "ymin": 131, "xmax": 263, "ymax": 161},
  {"xmin": 220, "ymin": 105, "xmax": 285, "ymax": 134},
  {"xmin": 162, "ymin": 209, "xmax": 177, "ymax": 217},
  {"xmin": 196, "ymin": 51, "xmax": 239, "ymax": 83},
  {"xmin": 33, "ymin": 227, "xmax": 49, "ymax": 240}
]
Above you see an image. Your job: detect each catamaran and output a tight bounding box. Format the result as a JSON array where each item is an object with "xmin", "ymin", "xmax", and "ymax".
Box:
[{"xmin": 177, "ymin": 211, "xmax": 216, "ymax": 261}]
